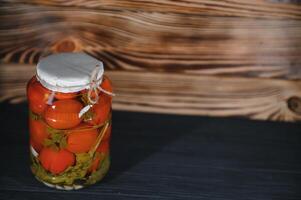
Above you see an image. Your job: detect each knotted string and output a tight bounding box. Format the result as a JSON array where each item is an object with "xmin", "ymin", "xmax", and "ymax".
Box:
[
  {"xmin": 44, "ymin": 65, "xmax": 115, "ymax": 117},
  {"xmin": 47, "ymin": 91, "xmax": 56, "ymax": 105},
  {"xmin": 79, "ymin": 65, "xmax": 115, "ymax": 117},
  {"xmin": 87, "ymin": 65, "xmax": 104, "ymax": 104}
]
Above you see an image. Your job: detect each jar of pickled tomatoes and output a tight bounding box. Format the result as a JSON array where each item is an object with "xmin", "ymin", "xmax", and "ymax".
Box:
[{"xmin": 27, "ymin": 53, "xmax": 114, "ymax": 190}]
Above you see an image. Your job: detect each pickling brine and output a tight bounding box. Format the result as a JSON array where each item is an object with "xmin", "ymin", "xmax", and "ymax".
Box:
[{"xmin": 27, "ymin": 53, "xmax": 114, "ymax": 190}]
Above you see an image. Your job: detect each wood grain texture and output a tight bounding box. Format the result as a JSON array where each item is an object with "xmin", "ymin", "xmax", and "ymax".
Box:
[
  {"xmin": 5, "ymin": 0, "xmax": 301, "ymax": 19},
  {"xmin": 1, "ymin": 1, "xmax": 301, "ymax": 79},
  {"xmin": 1, "ymin": 64, "xmax": 301, "ymax": 122},
  {"xmin": 1, "ymin": 0, "xmax": 301, "ymax": 122}
]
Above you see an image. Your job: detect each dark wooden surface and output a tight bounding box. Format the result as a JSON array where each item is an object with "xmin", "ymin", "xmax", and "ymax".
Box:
[{"xmin": 0, "ymin": 102, "xmax": 300, "ymax": 200}]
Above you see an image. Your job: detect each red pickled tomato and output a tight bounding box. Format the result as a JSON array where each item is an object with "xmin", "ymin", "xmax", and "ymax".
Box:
[
  {"xmin": 88, "ymin": 126, "xmax": 112, "ymax": 173},
  {"xmin": 44, "ymin": 99, "xmax": 83, "ymax": 129},
  {"xmin": 55, "ymin": 92, "xmax": 78, "ymax": 100},
  {"xmin": 27, "ymin": 76, "xmax": 51, "ymax": 114},
  {"xmin": 90, "ymin": 76, "xmax": 113, "ymax": 124},
  {"xmin": 89, "ymin": 140, "xmax": 110, "ymax": 172},
  {"xmin": 66, "ymin": 124, "xmax": 98, "ymax": 153},
  {"xmin": 81, "ymin": 76, "xmax": 113, "ymax": 125},
  {"xmin": 88, "ymin": 153, "xmax": 103, "ymax": 173},
  {"xmin": 88, "ymin": 101, "xmax": 111, "ymax": 126},
  {"xmin": 39, "ymin": 148, "xmax": 75, "ymax": 175},
  {"xmin": 29, "ymin": 118, "xmax": 48, "ymax": 152},
  {"xmin": 103, "ymin": 125, "xmax": 112, "ymax": 142},
  {"xmin": 96, "ymin": 140, "xmax": 110, "ymax": 155},
  {"xmin": 81, "ymin": 75, "xmax": 113, "ymax": 101}
]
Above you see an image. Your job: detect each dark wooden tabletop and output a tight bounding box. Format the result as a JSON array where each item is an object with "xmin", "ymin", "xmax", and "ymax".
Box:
[{"xmin": 0, "ymin": 102, "xmax": 300, "ymax": 200}]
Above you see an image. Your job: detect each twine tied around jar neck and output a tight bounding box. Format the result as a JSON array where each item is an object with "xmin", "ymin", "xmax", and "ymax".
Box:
[
  {"xmin": 87, "ymin": 65, "xmax": 115, "ymax": 104},
  {"xmin": 45, "ymin": 65, "xmax": 115, "ymax": 118},
  {"xmin": 78, "ymin": 65, "xmax": 115, "ymax": 117}
]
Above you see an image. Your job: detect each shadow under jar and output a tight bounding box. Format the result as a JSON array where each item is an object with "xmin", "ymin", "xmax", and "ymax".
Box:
[{"xmin": 27, "ymin": 53, "xmax": 113, "ymax": 190}]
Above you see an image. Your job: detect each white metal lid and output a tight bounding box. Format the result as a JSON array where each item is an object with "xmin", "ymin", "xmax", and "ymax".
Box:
[{"xmin": 36, "ymin": 53, "xmax": 104, "ymax": 93}]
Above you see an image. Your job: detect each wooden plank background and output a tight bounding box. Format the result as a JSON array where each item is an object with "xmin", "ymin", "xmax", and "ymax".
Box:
[{"xmin": 0, "ymin": 0, "xmax": 301, "ymax": 122}]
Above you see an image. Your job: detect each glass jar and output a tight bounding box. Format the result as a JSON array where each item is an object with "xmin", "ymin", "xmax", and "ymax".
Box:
[{"xmin": 27, "ymin": 53, "xmax": 113, "ymax": 190}]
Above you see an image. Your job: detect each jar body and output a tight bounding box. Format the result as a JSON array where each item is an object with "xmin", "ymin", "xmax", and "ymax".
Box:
[{"xmin": 27, "ymin": 76, "xmax": 112, "ymax": 190}]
